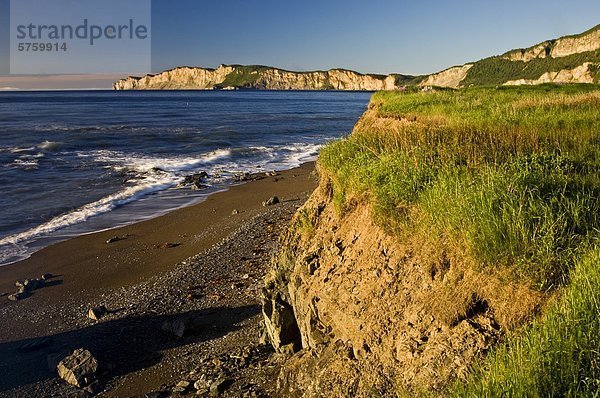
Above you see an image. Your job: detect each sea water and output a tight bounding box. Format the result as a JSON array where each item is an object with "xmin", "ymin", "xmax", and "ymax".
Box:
[{"xmin": 0, "ymin": 90, "xmax": 371, "ymax": 265}]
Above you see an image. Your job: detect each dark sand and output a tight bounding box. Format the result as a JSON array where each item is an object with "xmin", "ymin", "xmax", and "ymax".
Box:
[{"xmin": 0, "ymin": 162, "xmax": 316, "ymax": 397}]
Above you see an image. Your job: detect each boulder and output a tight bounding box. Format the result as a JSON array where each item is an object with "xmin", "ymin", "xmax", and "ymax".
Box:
[
  {"xmin": 88, "ymin": 306, "xmax": 108, "ymax": 320},
  {"xmin": 57, "ymin": 348, "xmax": 98, "ymax": 388},
  {"xmin": 234, "ymin": 172, "xmax": 251, "ymax": 182},
  {"xmin": 209, "ymin": 378, "xmax": 229, "ymax": 397},
  {"xmin": 47, "ymin": 350, "xmax": 70, "ymax": 372},
  {"xmin": 173, "ymin": 380, "xmax": 191, "ymax": 393},
  {"xmin": 179, "ymin": 172, "xmax": 209, "ymax": 188},
  {"xmin": 16, "ymin": 278, "xmax": 44, "ymax": 291},
  {"xmin": 8, "ymin": 292, "xmax": 28, "ymax": 301},
  {"xmin": 106, "ymin": 236, "xmax": 121, "ymax": 244},
  {"xmin": 190, "ymin": 183, "xmax": 209, "ymax": 190},
  {"xmin": 161, "ymin": 316, "xmax": 206, "ymax": 338},
  {"xmin": 262, "ymin": 196, "xmax": 280, "ymax": 207}
]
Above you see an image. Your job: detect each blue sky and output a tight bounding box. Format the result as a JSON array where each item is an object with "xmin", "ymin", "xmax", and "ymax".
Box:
[{"xmin": 1, "ymin": 0, "xmax": 600, "ymax": 88}]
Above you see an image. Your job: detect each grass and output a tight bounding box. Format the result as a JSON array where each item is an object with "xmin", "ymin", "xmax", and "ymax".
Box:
[
  {"xmin": 461, "ymin": 50, "xmax": 600, "ymax": 86},
  {"xmin": 318, "ymin": 85, "xmax": 600, "ymax": 394},
  {"xmin": 452, "ymin": 247, "xmax": 600, "ymax": 397},
  {"xmin": 218, "ymin": 65, "xmax": 271, "ymax": 88}
]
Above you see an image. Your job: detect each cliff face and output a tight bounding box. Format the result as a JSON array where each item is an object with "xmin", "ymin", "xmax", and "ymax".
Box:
[
  {"xmin": 114, "ymin": 24, "xmax": 600, "ymax": 91},
  {"xmin": 113, "ymin": 65, "xmax": 235, "ymax": 90},
  {"xmin": 503, "ymin": 26, "xmax": 600, "ymax": 61},
  {"xmin": 419, "ymin": 64, "xmax": 473, "ymax": 88},
  {"xmin": 504, "ymin": 62, "xmax": 597, "ymax": 85},
  {"xmin": 113, "ymin": 65, "xmax": 409, "ymax": 91},
  {"xmin": 261, "ymin": 108, "xmax": 547, "ymax": 396},
  {"xmin": 427, "ymin": 24, "xmax": 600, "ymax": 87}
]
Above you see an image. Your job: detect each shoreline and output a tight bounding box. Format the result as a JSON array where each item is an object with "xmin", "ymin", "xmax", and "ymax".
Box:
[
  {"xmin": 0, "ymin": 162, "xmax": 316, "ymax": 337},
  {"xmin": 0, "ymin": 161, "xmax": 317, "ymax": 397}
]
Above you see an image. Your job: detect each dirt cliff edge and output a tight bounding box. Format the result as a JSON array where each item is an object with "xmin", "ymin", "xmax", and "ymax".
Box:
[{"xmin": 261, "ymin": 109, "xmax": 548, "ymax": 397}]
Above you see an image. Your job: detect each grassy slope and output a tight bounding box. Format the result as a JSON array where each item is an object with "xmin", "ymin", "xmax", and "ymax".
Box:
[
  {"xmin": 319, "ymin": 85, "xmax": 600, "ymax": 395},
  {"xmin": 459, "ymin": 25, "xmax": 600, "ymax": 86},
  {"xmin": 462, "ymin": 50, "xmax": 600, "ymax": 86}
]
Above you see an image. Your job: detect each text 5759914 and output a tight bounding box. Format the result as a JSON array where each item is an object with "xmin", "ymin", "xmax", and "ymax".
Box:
[{"xmin": 17, "ymin": 43, "xmax": 68, "ymax": 52}]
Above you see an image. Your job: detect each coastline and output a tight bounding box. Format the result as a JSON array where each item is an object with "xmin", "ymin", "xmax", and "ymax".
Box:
[
  {"xmin": 0, "ymin": 161, "xmax": 317, "ymax": 397},
  {"xmin": 0, "ymin": 162, "xmax": 316, "ymax": 335}
]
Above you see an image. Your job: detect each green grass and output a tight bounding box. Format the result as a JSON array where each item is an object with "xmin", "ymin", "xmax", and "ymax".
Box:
[
  {"xmin": 218, "ymin": 65, "xmax": 272, "ymax": 88},
  {"xmin": 319, "ymin": 85, "xmax": 600, "ymax": 393},
  {"xmin": 452, "ymin": 247, "xmax": 600, "ymax": 397}
]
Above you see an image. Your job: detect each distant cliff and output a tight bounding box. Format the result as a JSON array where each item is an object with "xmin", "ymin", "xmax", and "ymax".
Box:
[
  {"xmin": 114, "ymin": 24, "xmax": 600, "ymax": 90},
  {"xmin": 113, "ymin": 65, "xmax": 421, "ymax": 91},
  {"xmin": 424, "ymin": 24, "xmax": 600, "ymax": 88}
]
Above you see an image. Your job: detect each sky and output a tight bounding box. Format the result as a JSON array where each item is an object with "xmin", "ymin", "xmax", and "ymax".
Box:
[{"xmin": 1, "ymin": 0, "xmax": 599, "ymax": 89}]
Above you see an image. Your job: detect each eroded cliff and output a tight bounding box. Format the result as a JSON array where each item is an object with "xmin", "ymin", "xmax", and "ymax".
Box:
[
  {"xmin": 261, "ymin": 107, "xmax": 549, "ymax": 397},
  {"xmin": 113, "ymin": 65, "xmax": 417, "ymax": 91}
]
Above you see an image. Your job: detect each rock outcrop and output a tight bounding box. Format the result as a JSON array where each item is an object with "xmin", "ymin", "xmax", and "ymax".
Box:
[
  {"xmin": 114, "ymin": 65, "xmax": 413, "ymax": 91},
  {"xmin": 503, "ymin": 25, "xmax": 600, "ymax": 61},
  {"xmin": 504, "ymin": 62, "xmax": 598, "ymax": 85},
  {"xmin": 419, "ymin": 64, "xmax": 473, "ymax": 88}
]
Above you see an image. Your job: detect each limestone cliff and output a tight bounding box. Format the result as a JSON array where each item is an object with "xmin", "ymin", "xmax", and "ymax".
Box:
[
  {"xmin": 419, "ymin": 64, "xmax": 473, "ymax": 88},
  {"xmin": 504, "ymin": 62, "xmax": 598, "ymax": 85},
  {"xmin": 503, "ymin": 24, "xmax": 600, "ymax": 61},
  {"xmin": 424, "ymin": 23, "xmax": 600, "ymax": 87},
  {"xmin": 261, "ymin": 107, "xmax": 547, "ymax": 397},
  {"xmin": 113, "ymin": 65, "xmax": 418, "ymax": 91},
  {"xmin": 113, "ymin": 65, "xmax": 235, "ymax": 90},
  {"xmin": 113, "ymin": 24, "xmax": 600, "ymax": 91}
]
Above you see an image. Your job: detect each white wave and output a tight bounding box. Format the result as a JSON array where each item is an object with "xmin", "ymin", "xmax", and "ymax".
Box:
[
  {"xmin": 38, "ymin": 140, "xmax": 61, "ymax": 151},
  {"xmin": 10, "ymin": 158, "xmax": 39, "ymax": 170},
  {"xmin": 0, "ymin": 175, "xmax": 174, "ymax": 248},
  {"xmin": 0, "ymin": 244, "xmax": 29, "ymax": 265},
  {"xmin": 9, "ymin": 146, "xmax": 36, "ymax": 153},
  {"xmin": 80, "ymin": 148, "xmax": 232, "ymax": 175},
  {"xmin": 0, "ymin": 143, "xmax": 325, "ymax": 265}
]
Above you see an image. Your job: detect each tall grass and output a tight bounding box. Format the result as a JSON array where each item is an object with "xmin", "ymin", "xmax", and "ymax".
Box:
[
  {"xmin": 321, "ymin": 86, "xmax": 600, "ymax": 288},
  {"xmin": 452, "ymin": 248, "xmax": 600, "ymax": 397},
  {"xmin": 319, "ymin": 85, "xmax": 600, "ymax": 393}
]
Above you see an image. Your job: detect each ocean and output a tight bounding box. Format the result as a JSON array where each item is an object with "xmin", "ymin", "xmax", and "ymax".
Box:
[{"xmin": 0, "ymin": 90, "xmax": 371, "ymax": 266}]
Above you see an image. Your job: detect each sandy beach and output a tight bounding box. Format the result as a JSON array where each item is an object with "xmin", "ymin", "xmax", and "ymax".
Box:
[{"xmin": 0, "ymin": 162, "xmax": 317, "ymax": 397}]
